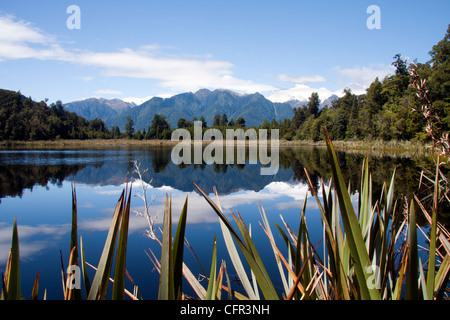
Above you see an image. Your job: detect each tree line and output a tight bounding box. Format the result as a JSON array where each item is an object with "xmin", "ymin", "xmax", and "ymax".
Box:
[
  {"xmin": 288, "ymin": 25, "xmax": 449, "ymax": 143},
  {"xmin": 0, "ymin": 91, "xmax": 110, "ymax": 140},
  {"xmin": 116, "ymin": 113, "xmax": 249, "ymax": 140},
  {"xmin": 1, "ymin": 25, "xmax": 448, "ymax": 143}
]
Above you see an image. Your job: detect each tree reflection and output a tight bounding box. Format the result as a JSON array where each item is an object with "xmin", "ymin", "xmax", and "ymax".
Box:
[
  {"xmin": 0, "ymin": 146, "xmax": 435, "ymax": 221},
  {"xmin": 0, "ymin": 164, "xmax": 86, "ymax": 200}
]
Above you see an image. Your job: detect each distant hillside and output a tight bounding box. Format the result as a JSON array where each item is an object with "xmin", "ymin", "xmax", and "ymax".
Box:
[
  {"xmin": 0, "ymin": 89, "xmax": 109, "ymax": 140},
  {"xmin": 64, "ymin": 98, "xmax": 135, "ymax": 122},
  {"xmin": 105, "ymin": 89, "xmax": 295, "ymax": 130}
]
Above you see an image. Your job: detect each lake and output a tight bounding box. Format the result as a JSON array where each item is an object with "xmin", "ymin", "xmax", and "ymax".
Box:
[{"xmin": 0, "ymin": 144, "xmax": 434, "ymax": 300}]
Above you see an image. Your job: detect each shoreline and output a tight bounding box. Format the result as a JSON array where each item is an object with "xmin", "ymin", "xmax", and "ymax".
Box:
[
  {"xmin": 280, "ymin": 139, "xmax": 431, "ymax": 153},
  {"xmin": 0, "ymin": 138, "xmax": 432, "ymax": 153}
]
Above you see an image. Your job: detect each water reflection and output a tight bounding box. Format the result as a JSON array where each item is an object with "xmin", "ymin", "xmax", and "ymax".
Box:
[
  {"xmin": 0, "ymin": 146, "xmax": 430, "ymax": 199},
  {"xmin": 0, "ymin": 222, "xmax": 70, "ymax": 264},
  {"xmin": 0, "ymin": 145, "xmax": 438, "ymax": 299}
]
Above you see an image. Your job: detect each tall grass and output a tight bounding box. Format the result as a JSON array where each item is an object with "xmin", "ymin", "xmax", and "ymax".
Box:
[
  {"xmin": 1, "ymin": 132, "xmax": 449, "ymax": 300},
  {"xmin": 187, "ymin": 129, "xmax": 449, "ymax": 300}
]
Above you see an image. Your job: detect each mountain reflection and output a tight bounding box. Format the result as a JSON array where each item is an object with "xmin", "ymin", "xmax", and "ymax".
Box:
[{"xmin": 0, "ymin": 146, "xmax": 430, "ymax": 201}]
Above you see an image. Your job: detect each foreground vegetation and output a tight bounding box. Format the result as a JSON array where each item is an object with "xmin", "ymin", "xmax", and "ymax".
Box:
[{"xmin": 1, "ymin": 130, "xmax": 449, "ymax": 300}]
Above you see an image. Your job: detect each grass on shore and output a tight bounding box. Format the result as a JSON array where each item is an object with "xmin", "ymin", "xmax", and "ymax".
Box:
[{"xmin": 0, "ymin": 137, "xmax": 432, "ymax": 154}]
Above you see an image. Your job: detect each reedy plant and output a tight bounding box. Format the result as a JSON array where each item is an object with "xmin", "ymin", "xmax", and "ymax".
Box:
[
  {"xmin": 1, "ymin": 132, "xmax": 449, "ymax": 300},
  {"xmin": 1, "ymin": 180, "xmax": 137, "ymax": 300},
  {"xmin": 189, "ymin": 129, "xmax": 450, "ymax": 300},
  {"xmin": 63, "ymin": 180, "xmax": 136, "ymax": 300}
]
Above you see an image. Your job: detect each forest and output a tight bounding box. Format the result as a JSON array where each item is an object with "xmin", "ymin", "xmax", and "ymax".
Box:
[
  {"xmin": 0, "ymin": 25, "xmax": 448, "ymax": 144},
  {"xmin": 0, "ymin": 90, "xmax": 110, "ymax": 140},
  {"xmin": 277, "ymin": 24, "xmax": 449, "ymax": 142}
]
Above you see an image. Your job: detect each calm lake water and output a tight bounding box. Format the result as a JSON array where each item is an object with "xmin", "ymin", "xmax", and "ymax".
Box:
[{"xmin": 0, "ymin": 145, "xmax": 434, "ymax": 300}]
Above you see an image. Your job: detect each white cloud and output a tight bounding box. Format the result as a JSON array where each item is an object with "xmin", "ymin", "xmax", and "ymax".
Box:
[
  {"xmin": 333, "ymin": 64, "xmax": 394, "ymax": 95},
  {"xmin": 218, "ymin": 190, "xmax": 279, "ymax": 210},
  {"xmin": 0, "ymin": 14, "xmax": 395, "ymax": 103},
  {"xmin": 123, "ymin": 96, "xmax": 154, "ymax": 105},
  {"xmin": 267, "ymin": 74, "xmax": 330, "ymax": 103},
  {"xmin": 95, "ymin": 189, "xmax": 124, "ymax": 196},
  {"xmin": 0, "ymin": 223, "xmax": 70, "ymax": 264},
  {"xmin": 0, "ymin": 14, "xmax": 275, "ymax": 95},
  {"xmin": 264, "ymin": 181, "xmax": 310, "ymax": 201},
  {"xmin": 94, "ymin": 89, "xmax": 123, "ymax": 96},
  {"xmin": 0, "ymin": 15, "xmax": 69, "ymax": 61},
  {"xmin": 277, "ymin": 74, "xmax": 326, "ymax": 84},
  {"xmin": 268, "ymin": 64, "xmax": 394, "ymax": 103},
  {"xmin": 73, "ymin": 48, "xmax": 277, "ymax": 93},
  {"xmin": 0, "ymin": 14, "xmax": 47, "ymax": 45},
  {"xmin": 268, "ymin": 83, "xmax": 336, "ymax": 103}
]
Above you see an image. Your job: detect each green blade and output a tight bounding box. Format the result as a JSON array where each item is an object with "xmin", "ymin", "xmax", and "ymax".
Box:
[
  {"xmin": 304, "ymin": 169, "xmax": 350, "ymax": 300},
  {"xmin": 405, "ymin": 199, "xmax": 418, "ymax": 300},
  {"xmin": 426, "ymin": 158, "xmax": 440, "ymax": 299},
  {"xmin": 87, "ymin": 190, "xmax": 125, "ymax": 300},
  {"xmin": 206, "ymin": 235, "xmax": 218, "ymax": 300},
  {"xmin": 79, "ymin": 235, "xmax": 91, "ymax": 297},
  {"xmin": 213, "ymin": 188, "xmax": 256, "ymax": 299},
  {"xmin": 232, "ymin": 209, "xmax": 279, "ymax": 300},
  {"xmin": 70, "ymin": 183, "xmax": 79, "ymax": 265},
  {"xmin": 7, "ymin": 217, "xmax": 21, "ymax": 300},
  {"xmin": 435, "ymin": 254, "xmax": 450, "ymax": 299},
  {"xmin": 69, "ymin": 183, "xmax": 82, "ymax": 300},
  {"xmin": 31, "ymin": 272, "xmax": 39, "ymax": 300},
  {"xmin": 158, "ymin": 194, "xmax": 173, "ymax": 300},
  {"xmin": 194, "ymin": 182, "xmax": 279, "ymax": 300},
  {"xmin": 112, "ymin": 184, "xmax": 132, "ymax": 300},
  {"xmin": 172, "ymin": 195, "xmax": 188, "ymax": 300},
  {"xmin": 324, "ymin": 128, "xmax": 381, "ymax": 300}
]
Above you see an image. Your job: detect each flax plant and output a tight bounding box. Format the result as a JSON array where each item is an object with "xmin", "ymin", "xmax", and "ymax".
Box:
[
  {"xmin": 1, "ymin": 132, "xmax": 449, "ymax": 300},
  {"xmin": 190, "ymin": 129, "xmax": 450, "ymax": 300}
]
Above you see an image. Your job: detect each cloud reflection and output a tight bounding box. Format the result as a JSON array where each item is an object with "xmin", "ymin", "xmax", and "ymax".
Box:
[
  {"xmin": 0, "ymin": 223, "xmax": 70, "ymax": 265},
  {"xmin": 0, "ymin": 178, "xmax": 355, "ymax": 266},
  {"xmin": 85, "ymin": 179, "xmax": 323, "ymax": 235}
]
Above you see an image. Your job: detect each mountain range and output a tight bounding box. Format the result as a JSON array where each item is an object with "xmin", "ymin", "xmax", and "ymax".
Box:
[
  {"xmin": 64, "ymin": 89, "xmax": 338, "ymax": 131},
  {"xmin": 63, "ymin": 98, "xmax": 136, "ymax": 123}
]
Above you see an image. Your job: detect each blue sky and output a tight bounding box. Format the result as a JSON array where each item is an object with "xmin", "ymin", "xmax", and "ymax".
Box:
[{"xmin": 0, "ymin": 0, "xmax": 449, "ymax": 104}]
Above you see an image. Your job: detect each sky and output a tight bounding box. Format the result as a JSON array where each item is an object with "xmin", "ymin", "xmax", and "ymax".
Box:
[{"xmin": 0, "ymin": 0, "xmax": 449, "ymax": 105}]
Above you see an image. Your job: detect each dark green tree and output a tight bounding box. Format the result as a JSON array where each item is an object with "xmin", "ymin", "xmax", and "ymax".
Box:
[
  {"xmin": 125, "ymin": 116, "xmax": 135, "ymax": 138},
  {"xmin": 260, "ymin": 118, "xmax": 270, "ymax": 129},
  {"xmin": 236, "ymin": 116, "xmax": 246, "ymax": 128},
  {"xmin": 270, "ymin": 118, "xmax": 278, "ymax": 129},
  {"xmin": 428, "ymin": 24, "xmax": 450, "ymax": 129},
  {"xmin": 429, "ymin": 25, "xmax": 450, "ymax": 69},
  {"xmin": 359, "ymin": 78, "xmax": 385, "ymax": 138},
  {"xmin": 213, "ymin": 114, "xmax": 221, "ymax": 127},
  {"xmin": 392, "ymin": 53, "xmax": 409, "ymax": 75},
  {"xmin": 219, "ymin": 113, "xmax": 228, "ymax": 127},
  {"xmin": 149, "ymin": 114, "xmax": 171, "ymax": 139},
  {"xmin": 134, "ymin": 129, "xmax": 142, "ymax": 140},
  {"xmin": 177, "ymin": 118, "xmax": 188, "ymax": 129},
  {"xmin": 111, "ymin": 126, "xmax": 121, "ymax": 139},
  {"xmin": 306, "ymin": 92, "xmax": 320, "ymax": 118},
  {"xmin": 291, "ymin": 107, "xmax": 306, "ymax": 131},
  {"xmin": 89, "ymin": 118, "xmax": 107, "ymax": 133}
]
